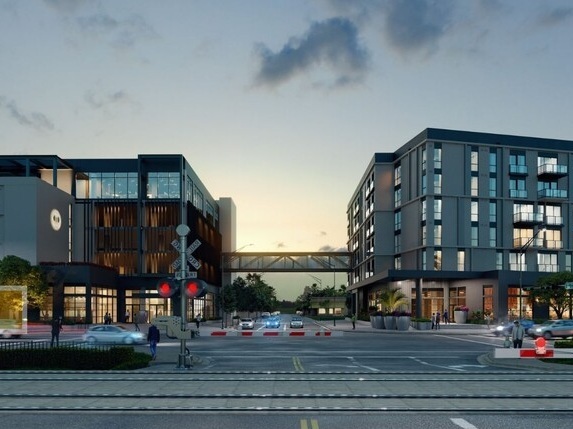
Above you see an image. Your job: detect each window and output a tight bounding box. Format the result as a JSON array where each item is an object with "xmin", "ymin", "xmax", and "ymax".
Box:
[
  {"xmin": 434, "ymin": 173, "xmax": 442, "ymax": 194},
  {"xmin": 434, "ymin": 250, "xmax": 442, "ymax": 270},
  {"xmin": 566, "ymin": 253, "xmax": 572, "ymax": 272},
  {"xmin": 434, "ymin": 198, "xmax": 442, "ymax": 221},
  {"xmin": 489, "ymin": 177, "xmax": 497, "ymax": 197},
  {"xmin": 422, "ymin": 225, "xmax": 427, "ymax": 246},
  {"xmin": 422, "ymin": 250, "xmax": 427, "ymax": 270},
  {"xmin": 434, "ymin": 224, "xmax": 442, "ymax": 246},
  {"xmin": 489, "ymin": 150, "xmax": 497, "ymax": 173},
  {"xmin": 421, "ymin": 199, "xmax": 426, "ymax": 222},
  {"xmin": 471, "ymin": 176, "xmax": 478, "ymax": 196},
  {"xmin": 457, "ymin": 250, "xmax": 465, "ymax": 271},
  {"xmin": 509, "ymin": 153, "xmax": 526, "ymax": 174},
  {"xmin": 471, "ymin": 226, "xmax": 478, "ymax": 247},
  {"xmin": 422, "ymin": 146, "xmax": 427, "ymax": 172},
  {"xmin": 489, "ymin": 227, "xmax": 496, "ymax": 247},
  {"xmin": 471, "ymin": 148, "xmax": 478, "ymax": 172},
  {"xmin": 394, "ymin": 234, "xmax": 401, "ymax": 253},
  {"xmin": 544, "ymin": 229, "xmax": 562, "ymax": 249},
  {"xmin": 538, "ymin": 253, "xmax": 558, "ymax": 272},
  {"xmin": 422, "ymin": 173, "xmax": 427, "ymax": 194},
  {"xmin": 489, "ymin": 201, "xmax": 497, "ymax": 223},
  {"xmin": 147, "ymin": 172, "xmax": 180, "ymax": 199},
  {"xmin": 540, "ymin": 205, "xmax": 563, "ymax": 226},
  {"xmin": 395, "ymin": 256, "xmax": 401, "ymax": 270},
  {"xmin": 394, "ymin": 188, "xmax": 402, "ymax": 207},
  {"xmin": 496, "ymin": 251, "xmax": 503, "ymax": 270},
  {"xmin": 434, "ymin": 146, "xmax": 442, "ymax": 170},
  {"xmin": 509, "ymin": 178, "xmax": 526, "ymax": 198},
  {"xmin": 471, "ymin": 200, "xmax": 479, "ymax": 222},
  {"xmin": 81, "ymin": 172, "xmax": 139, "ymax": 199},
  {"xmin": 394, "ymin": 164, "xmax": 401, "ymax": 187},
  {"xmin": 395, "ymin": 210, "xmax": 402, "ymax": 231}
]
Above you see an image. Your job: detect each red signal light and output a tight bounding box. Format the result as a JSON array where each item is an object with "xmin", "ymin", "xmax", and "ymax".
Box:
[
  {"xmin": 184, "ymin": 279, "xmax": 206, "ymax": 298},
  {"xmin": 156, "ymin": 278, "xmax": 178, "ymax": 298}
]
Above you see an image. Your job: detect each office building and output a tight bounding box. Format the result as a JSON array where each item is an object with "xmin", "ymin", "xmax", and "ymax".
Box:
[
  {"xmin": 0, "ymin": 155, "xmax": 232, "ymax": 324},
  {"xmin": 348, "ymin": 128, "xmax": 573, "ymax": 321}
]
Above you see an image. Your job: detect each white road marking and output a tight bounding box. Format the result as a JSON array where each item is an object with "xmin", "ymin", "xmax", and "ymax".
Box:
[{"xmin": 451, "ymin": 418, "xmax": 478, "ymax": 429}]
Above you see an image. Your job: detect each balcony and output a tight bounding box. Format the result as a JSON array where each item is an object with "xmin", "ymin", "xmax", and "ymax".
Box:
[
  {"xmin": 513, "ymin": 237, "xmax": 544, "ymax": 249},
  {"xmin": 509, "ymin": 164, "xmax": 528, "ymax": 175},
  {"xmin": 538, "ymin": 189, "xmax": 567, "ymax": 200},
  {"xmin": 513, "ymin": 212, "xmax": 544, "ymax": 226},
  {"xmin": 538, "ymin": 163, "xmax": 567, "ymax": 179},
  {"xmin": 509, "ymin": 189, "xmax": 528, "ymax": 199},
  {"xmin": 545, "ymin": 240, "xmax": 563, "ymax": 250},
  {"xmin": 544, "ymin": 216, "xmax": 564, "ymax": 226}
]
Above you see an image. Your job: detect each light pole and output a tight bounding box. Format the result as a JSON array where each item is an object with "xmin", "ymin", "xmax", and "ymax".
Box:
[
  {"xmin": 221, "ymin": 243, "xmax": 253, "ymax": 328},
  {"xmin": 518, "ymin": 225, "xmax": 546, "ymax": 319}
]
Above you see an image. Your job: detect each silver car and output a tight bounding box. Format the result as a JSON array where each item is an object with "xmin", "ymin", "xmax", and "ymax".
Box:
[
  {"xmin": 82, "ymin": 325, "xmax": 146, "ymax": 344},
  {"xmin": 529, "ymin": 320, "xmax": 573, "ymax": 340},
  {"xmin": 239, "ymin": 318, "xmax": 255, "ymax": 330},
  {"xmin": 289, "ymin": 316, "xmax": 304, "ymax": 329}
]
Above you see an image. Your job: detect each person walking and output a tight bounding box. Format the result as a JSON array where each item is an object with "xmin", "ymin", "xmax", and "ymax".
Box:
[
  {"xmin": 134, "ymin": 313, "xmax": 140, "ymax": 331},
  {"xmin": 125, "ymin": 310, "xmax": 130, "ymax": 323},
  {"xmin": 195, "ymin": 314, "xmax": 202, "ymax": 330},
  {"xmin": 50, "ymin": 316, "xmax": 63, "ymax": 347},
  {"xmin": 147, "ymin": 323, "xmax": 160, "ymax": 360},
  {"xmin": 443, "ymin": 309, "xmax": 449, "ymax": 325},
  {"xmin": 431, "ymin": 313, "xmax": 436, "ymax": 330},
  {"xmin": 351, "ymin": 314, "xmax": 356, "ymax": 330},
  {"xmin": 435, "ymin": 311, "xmax": 441, "ymax": 330},
  {"xmin": 512, "ymin": 320, "xmax": 525, "ymax": 348}
]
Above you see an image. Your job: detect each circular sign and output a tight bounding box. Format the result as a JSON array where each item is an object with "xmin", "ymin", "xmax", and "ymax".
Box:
[{"xmin": 50, "ymin": 209, "xmax": 62, "ymax": 231}]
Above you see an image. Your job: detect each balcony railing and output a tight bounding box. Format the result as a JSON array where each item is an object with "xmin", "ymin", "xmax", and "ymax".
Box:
[
  {"xmin": 545, "ymin": 240, "xmax": 563, "ymax": 250},
  {"xmin": 509, "ymin": 189, "xmax": 527, "ymax": 199},
  {"xmin": 513, "ymin": 237, "xmax": 544, "ymax": 249},
  {"xmin": 544, "ymin": 216, "xmax": 564, "ymax": 226},
  {"xmin": 513, "ymin": 212, "xmax": 544, "ymax": 225},
  {"xmin": 509, "ymin": 164, "xmax": 528, "ymax": 175},
  {"xmin": 538, "ymin": 189, "xmax": 567, "ymax": 199},
  {"xmin": 538, "ymin": 163, "xmax": 568, "ymax": 177}
]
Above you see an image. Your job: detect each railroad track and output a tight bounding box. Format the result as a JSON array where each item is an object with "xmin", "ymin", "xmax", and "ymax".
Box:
[{"xmin": 1, "ymin": 370, "xmax": 573, "ymax": 412}]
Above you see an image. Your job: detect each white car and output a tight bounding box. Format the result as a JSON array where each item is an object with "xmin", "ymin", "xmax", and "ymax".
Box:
[
  {"xmin": 82, "ymin": 325, "xmax": 146, "ymax": 344},
  {"xmin": 239, "ymin": 318, "xmax": 255, "ymax": 330}
]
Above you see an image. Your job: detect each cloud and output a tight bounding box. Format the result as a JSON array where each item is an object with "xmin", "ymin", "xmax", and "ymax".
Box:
[
  {"xmin": 84, "ymin": 90, "xmax": 132, "ymax": 110},
  {"xmin": 380, "ymin": 0, "xmax": 453, "ymax": 55},
  {"xmin": 76, "ymin": 12, "xmax": 157, "ymax": 49},
  {"xmin": 0, "ymin": 97, "xmax": 55, "ymax": 132},
  {"xmin": 536, "ymin": 6, "xmax": 573, "ymax": 27},
  {"xmin": 253, "ymin": 17, "xmax": 369, "ymax": 88}
]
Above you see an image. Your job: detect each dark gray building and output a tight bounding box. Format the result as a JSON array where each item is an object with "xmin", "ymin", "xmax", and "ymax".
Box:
[{"xmin": 348, "ymin": 128, "xmax": 573, "ymax": 322}]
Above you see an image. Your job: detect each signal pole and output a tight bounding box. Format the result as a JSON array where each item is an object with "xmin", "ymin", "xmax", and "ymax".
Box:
[{"xmin": 175, "ymin": 224, "xmax": 190, "ymax": 369}]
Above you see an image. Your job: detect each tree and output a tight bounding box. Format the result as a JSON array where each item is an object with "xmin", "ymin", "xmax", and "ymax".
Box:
[
  {"xmin": 530, "ymin": 271, "xmax": 572, "ymax": 319},
  {"xmin": 378, "ymin": 288, "xmax": 409, "ymax": 314},
  {"xmin": 222, "ymin": 273, "xmax": 278, "ymax": 315},
  {"xmin": 0, "ymin": 255, "xmax": 49, "ymax": 313}
]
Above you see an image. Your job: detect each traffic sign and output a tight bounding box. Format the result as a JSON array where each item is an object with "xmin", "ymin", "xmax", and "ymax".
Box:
[
  {"xmin": 187, "ymin": 254, "xmax": 201, "ymax": 270},
  {"xmin": 565, "ymin": 282, "xmax": 573, "ymax": 290}
]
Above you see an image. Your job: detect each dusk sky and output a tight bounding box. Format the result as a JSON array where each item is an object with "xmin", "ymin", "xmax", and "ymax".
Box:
[{"xmin": 2, "ymin": 0, "xmax": 573, "ymax": 300}]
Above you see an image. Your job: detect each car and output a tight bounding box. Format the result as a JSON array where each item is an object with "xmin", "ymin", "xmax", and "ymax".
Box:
[
  {"xmin": 289, "ymin": 316, "xmax": 304, "ymax": 329},
  {"xmin": 239, "ymin": 318, "xmax": 255, "ymax": 330},
  {"xmin": 261, "ymin": 312, "xmax": 271, "ymax": 319},
  {"xmin": 82, "ymin": 325, "xmax": 146, "ymax": 345},
  {"xmin": 265, "ymin": 316, "xmax": 280, "ymax": 328},
  {"xmin": 529, "ymin": 319, "xmax": 573, "ymax": 339},
  {"xmin": 492, "ymin": 319, "xmax": 534, "ymax": 337}
]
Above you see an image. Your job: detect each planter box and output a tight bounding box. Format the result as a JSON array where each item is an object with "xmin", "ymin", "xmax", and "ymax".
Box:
[
  {"xmin": 372, "ymin": 316, "xmax": 384, "ymax": 329},
  {"xmin": 454, "ymin": 310, "xmax": 467, "ymax": 324},
  {"xmin": 396, "ymin": 316, "xmax": 410, "ymax": 331},
  {"xmin": 384, "ymin": 316, "xmax": 396, "ymax": 330},
  {"xmin": 416, "ymin": 321, "xmax": 432, "ymax": 330}
]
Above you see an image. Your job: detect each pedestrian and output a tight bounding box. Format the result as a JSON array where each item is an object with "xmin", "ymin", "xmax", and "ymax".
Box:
[
  {"xmin": 443, "ymin": 309, "xmax": 449, "ymax": 325},
  {"xmin": 134, "ymin": 313, "xmax": 140, "ymax": 331},
  {"xmin": 512, "ymin": 320, "xmax": 525, "ymax": 349},
  {"xmin": 125, "ymin": 309, "xmax": 130, "ymax": 323},
  {"xmin": 147, "ymin": 323, "xmax": 160, "ymax": 360},
  {"xmin": 431, "ymin": 313, "xmax": 436, "ymax": 330},
  {"xmin": 435, "ymin": 311, "xmax": 441, "ymax": 330},
  {"xmin": 485, "ymin": 313, "xmax": 491, "ymax": 329},
  {"xmin": 351, "ymin": 314, "xmax": 356, "ymax": 330},
  {"xmin": 51, "ymin": 316, "xmax": 63, "ymax": 347},
  {"xmin": 195, "ymin": 314, "xmax": 202, "ymax": 330}
]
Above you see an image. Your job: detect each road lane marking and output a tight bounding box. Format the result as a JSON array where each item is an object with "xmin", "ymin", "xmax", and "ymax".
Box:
[
  {"xmin": 293, "ymin": 356, "xmax": 304, "ymax": 372},
  {"xmin": 451, "ymin": 418, "xmax": 478, "ymax": 429},
  {"xmin": 300, "ymin": 418, "xmax": 319, "ymax": 429}
]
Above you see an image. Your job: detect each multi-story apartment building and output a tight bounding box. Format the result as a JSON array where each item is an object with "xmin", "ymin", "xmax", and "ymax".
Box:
[
  {"xmin": 0, "ymin": 154, "xmax": 234, "ymax": 324},
  {"xmin": 348, "ymin": 128, "xmax": 573, "ymax": 322}
]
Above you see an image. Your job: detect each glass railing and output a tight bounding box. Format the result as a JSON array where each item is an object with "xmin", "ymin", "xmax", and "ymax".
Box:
[
  {"xmin": 509, "ymin": 189, "xmax": 528, "ymax": 198},
  {"xmin": 544, "ymin": 216, "xmax": 563, "ymax": 226},
  {"xmin": 538, "ymin": 189, "xmax": 567, "ymax": 199},
  {"xmin": 538, "ymin": 163, "xmax": 567, "ymax": 175},
  {"xmin": 513, "ymin": 212, "xmax": 543, "ymax": 224},
  {"xmin": 509, "ymin": 164, "xmax": 528, "ymax": 175}
]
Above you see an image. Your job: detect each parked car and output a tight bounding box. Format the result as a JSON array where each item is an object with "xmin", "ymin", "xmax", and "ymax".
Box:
[
  {"xmin": 289, "ymin": 316, "xmax": 304, "ymax": 329},
  {"xmin": 239, "ymin": 318, "xmax": 255, "ymax": 330},
  {"xmin": 529, "ymin": 319, "xmax": 573, "ymax": 339},
  {"xmin": 492, "ymin": 319, "xmax": 534, "ymax": 337},
  {"xmin": 82, "ymin": 325, "xmax": 146, "ymax": 344},
  {"xmin": 265, "ymin": 317, "xmax": 280, "ymax": 328}
]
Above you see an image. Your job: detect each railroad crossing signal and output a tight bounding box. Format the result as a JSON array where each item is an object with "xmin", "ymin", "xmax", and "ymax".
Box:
[{"xmin": 171, "ymin": 238, "xmax": 202, "ymax": 270}]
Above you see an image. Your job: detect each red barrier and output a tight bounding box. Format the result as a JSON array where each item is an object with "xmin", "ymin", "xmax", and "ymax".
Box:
[
  {"xmin": 289, "ymin": 331, "xmax": 305, "ymax": 336},
  {"xmin": 520, "ymin": 349, "xmax": 554, "ymax": 358},
  {"xmin": 211, "ymin": 331, "xmax": 227, "ymax": 336},
  {"xmin": 263, "ymin": 331, "xmax": 280, "ymax": 336}
]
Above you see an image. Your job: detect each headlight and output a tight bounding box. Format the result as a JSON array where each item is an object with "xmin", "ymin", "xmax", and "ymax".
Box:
[{"xmin": 495, "ymin": 326, "xmax": 503, "ymax": 331}]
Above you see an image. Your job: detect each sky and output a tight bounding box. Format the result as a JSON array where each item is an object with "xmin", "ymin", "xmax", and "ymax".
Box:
[{"xmin": 2, "ymin": 0, "xmax": 573, "ymax": 300}]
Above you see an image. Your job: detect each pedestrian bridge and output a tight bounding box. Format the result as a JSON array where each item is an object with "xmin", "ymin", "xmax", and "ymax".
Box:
[{"xmin": 221, "ymin": 252, "xmax": 352, "ymax": 273}]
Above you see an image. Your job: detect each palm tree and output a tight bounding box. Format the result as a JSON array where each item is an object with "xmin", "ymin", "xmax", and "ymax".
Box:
[{"xmin": 379, "ymin": 288, "xmax": 409, "ymax": 314}]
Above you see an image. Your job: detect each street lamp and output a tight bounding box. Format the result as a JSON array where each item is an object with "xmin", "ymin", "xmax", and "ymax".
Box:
[
  {"xmin": 221, "ymin": 243, "xmax": 253, "ymax": 328},
  {"xmin": 518, "ymin": 225, "xmax": 546, "ymax": 319}
]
